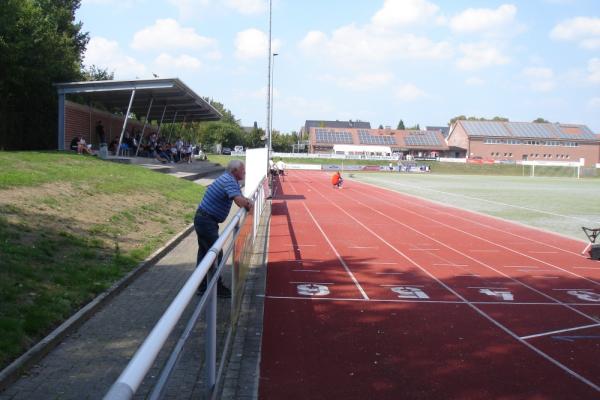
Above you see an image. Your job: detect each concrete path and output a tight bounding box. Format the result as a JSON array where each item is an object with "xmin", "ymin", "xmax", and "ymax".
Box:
[{"xmin": 0, "ymin": 158, "xmax": 267, "ymax": 400}]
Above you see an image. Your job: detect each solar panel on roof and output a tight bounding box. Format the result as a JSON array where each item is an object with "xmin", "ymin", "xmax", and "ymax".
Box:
[
  {"xmin": 314, "ymin": 129, "xmax": 353, "ymax": 144},
  {"xmin": 358, "ymin": 131, "xmax": 397, "ymax": 145},
  {"xmin": 404, "ymin": 131, "xmax": 443, "ymax": 146}
]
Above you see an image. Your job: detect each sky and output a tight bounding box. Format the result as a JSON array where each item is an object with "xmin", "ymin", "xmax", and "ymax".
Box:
[{"xmin": 78, "ymin": 0, "xmax": 600, "ymax": 134}]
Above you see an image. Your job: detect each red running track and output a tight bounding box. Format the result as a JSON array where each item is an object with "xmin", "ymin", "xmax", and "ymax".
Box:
[{"xmin": 259, "ymin": 170, "xmax": 600, "ymax": 400}]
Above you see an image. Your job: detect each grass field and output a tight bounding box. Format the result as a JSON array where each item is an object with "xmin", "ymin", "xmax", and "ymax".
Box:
[
  {"xmin": 350, "ymin": 172, "xmax": 600, "ymax": 241},
  {"xmin": 0, "ymin": 151, "xmax": 204, "ymax": 369}
]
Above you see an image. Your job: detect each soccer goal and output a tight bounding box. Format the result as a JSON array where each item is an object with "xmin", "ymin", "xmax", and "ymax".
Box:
[{"xmin": 521, "ymin": 160, "xmax": 582, "ymax": 178}]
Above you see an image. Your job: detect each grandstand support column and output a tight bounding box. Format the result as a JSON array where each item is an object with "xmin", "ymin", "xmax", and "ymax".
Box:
[
  {"xmin": 166, "ymin": 111, "xmax": 178, "ymax": 143},
  {"xmin": 116, "ymin": 89, "xmax": 136, "ymax": 157},
  {"xmin": 57, "ymin": 92, "xmax": 65, "ymax": 150},
  {"xmin": 135, "ymin": 97, "xmax": 154, "ymax": 157},
  {"xmin": 156, "ymin": 104, "xmax": 168, "ymax": 137}
]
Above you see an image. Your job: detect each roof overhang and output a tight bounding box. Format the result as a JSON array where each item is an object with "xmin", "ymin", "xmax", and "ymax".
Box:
[{"xmin": 54, "ymin": 78, "xmax": 222, "ymax": 123}]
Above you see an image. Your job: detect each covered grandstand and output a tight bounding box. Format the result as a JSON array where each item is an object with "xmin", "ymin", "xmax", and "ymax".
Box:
[{"xmin": 447, "ymin": 120, "xmax": 600, "ymax": 167}]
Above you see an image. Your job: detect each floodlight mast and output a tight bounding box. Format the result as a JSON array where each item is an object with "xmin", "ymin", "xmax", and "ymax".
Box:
[{"xmin": 266, "ymin": 0, "xmax": 272, "ymax": 173}]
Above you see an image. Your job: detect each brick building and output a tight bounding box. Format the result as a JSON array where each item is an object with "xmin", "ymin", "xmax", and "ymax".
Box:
[{"xmin": 447, "ymin": 120, "xmax": 600, "ymax": 167}]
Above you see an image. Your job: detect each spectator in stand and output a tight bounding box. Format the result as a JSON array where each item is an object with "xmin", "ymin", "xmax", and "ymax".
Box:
[
  {"xmin": 95, "ymin": 121, "xmax": 106, "ymax": 145},
  {"xmin": 77, "ymin": 137, "xmax": 93, "ymax": 155},
  {"xmin": 70, "ymin": 136, "xmax": 80, "ymax": 152},
  {"xmin": 155, "ymin": 143, "xmax": 171, "ymax": 163},
  {"xmin": 195, "ymin": 160, "xmax": 253, "ymax": 297}
]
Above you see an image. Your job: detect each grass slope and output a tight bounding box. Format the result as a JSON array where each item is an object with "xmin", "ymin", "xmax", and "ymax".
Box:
[{"xmin": 0, "ymin": 152, "xmax": 204, "ymax": 369}]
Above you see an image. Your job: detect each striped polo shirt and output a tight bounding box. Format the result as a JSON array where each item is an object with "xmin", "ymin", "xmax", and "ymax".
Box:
[{"xmin": 198, "ymin": 172, "xmax": 241, "ymax": 222}]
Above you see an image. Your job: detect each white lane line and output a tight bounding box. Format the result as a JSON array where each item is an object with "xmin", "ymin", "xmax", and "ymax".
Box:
[
  {"xmin": 301, "ymin": 202, "xmax": 369, "ymax": 300},
  {"xmin": 355, "ymin": 179, "xmax": 599, "ymax": 285},
  {"xmin": 521, "ymin": 323, "xmax": 600, "ymax": 340},
  {"xmin": 433, "ymin": 263, "xmax": 469, "ymax": 267},
  {"xmin": 348, "ymin": 246, "xmax": 378, "ymax": 249},
  {"xmin": 409, "ymin": 248, "xmax": 440, "ymax": 251},
  {"xmin": 468, "ymin": 286, "xmax": 509, "ymax": 290},
  {"xmin": 375, "ymin": 272, "xmax": 404, "ymax": 275},
  {"xmin": 292, "ymin": 269, "xmax": 321, "ymax": 272},
  {"xmin": 262, "ymin": 294, "xmax": 600, "ymax": 307},
  {"xmin": 574, "ymin": 267, "xmax": 600, "ymax": 270},
  {"xmin": 532, "ymin": 276, "xmax": 560, "ymax": 279},
  {"xmin": 357, "ymin": 261, "xmax": 398, "ymax": 265},
  {"xmin": 290, "ymin": 281, "xmax": 334, "ymax": 285},
  {"xmin": 358, "ymin": 176, "xmax": 592, "ymax": 258},
  {"xmin": 302, "ymin": 176, "xmax": 600, "ymax": 392}
]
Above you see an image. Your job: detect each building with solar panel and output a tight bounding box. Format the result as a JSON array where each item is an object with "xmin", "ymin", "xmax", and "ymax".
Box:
[
  {"xmin": 447, "ymin": 120, "xmax": 600, "ymax": 167},
  {"xmin": 307, "ymin": 125, "xmax": 448, "ymax": 158}
]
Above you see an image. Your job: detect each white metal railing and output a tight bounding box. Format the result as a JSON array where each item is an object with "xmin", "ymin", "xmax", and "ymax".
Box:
[{"xmin": 103, "ymin": 178, "xmax": 266, "ymax": 400}]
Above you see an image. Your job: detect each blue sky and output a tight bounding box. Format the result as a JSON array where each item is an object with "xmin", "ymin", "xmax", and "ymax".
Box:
[{"xmin": 78, "ymin": 0, "xmax": 600, "ymax": 133}]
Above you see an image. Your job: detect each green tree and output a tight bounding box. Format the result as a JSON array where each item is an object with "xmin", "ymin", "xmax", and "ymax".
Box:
[
  {"xmin": 0, "ymin": 0, "xmax": 88, "ymax": 150},
  {"xmin": 533, "ymin": 117, "xmax": 549, "ymax": 123},
  {"xmin": 397, "ymin": 120, "xmax": 405, "ymax": 130},
  {"xmin": 202, "ymin": 98, "xmax": 239, "ymax": 125},
  {"xmin": 196, "ymin": 121, "xmax": 243, "ymax": 150},
  {"xmin": 407, "ymin": 123, "xmax": 420, "ymax": 130},
  {"xmin": 378, "ymin": 124, "xmax": 384, "ymax": 129},
  {"xmin": 82, "ymin": 65, "xmax": 114, "ymax": 81}
]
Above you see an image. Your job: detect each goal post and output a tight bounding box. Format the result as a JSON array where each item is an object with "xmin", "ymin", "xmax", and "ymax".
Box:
[{"xmin": 521, "ymin": 160, "xmax": 582, "ymax": 178}]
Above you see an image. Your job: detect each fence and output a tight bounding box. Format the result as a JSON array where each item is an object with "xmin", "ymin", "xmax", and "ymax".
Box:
[{"xmin": 103, "ymin": 178, "xmax": 267, "ymax": 400}]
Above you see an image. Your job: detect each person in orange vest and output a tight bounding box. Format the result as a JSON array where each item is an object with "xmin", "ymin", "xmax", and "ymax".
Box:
[{"xmin": 331, "ymin": 171, "xmax": 343, "ymax": 189}]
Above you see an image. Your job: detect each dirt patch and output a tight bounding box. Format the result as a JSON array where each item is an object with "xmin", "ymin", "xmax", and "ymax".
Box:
[{"xmin": 0, "ymin": 182, "xmax": 191, "ymax": 253}]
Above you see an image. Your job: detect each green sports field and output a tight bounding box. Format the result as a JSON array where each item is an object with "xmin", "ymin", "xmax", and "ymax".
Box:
[{"xmin": 349, "ymin": 172, "xmax": 600, "ymax": 242}]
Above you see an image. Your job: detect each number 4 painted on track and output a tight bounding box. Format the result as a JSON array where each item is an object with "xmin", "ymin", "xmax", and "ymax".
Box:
[
  {"xmin": 567, "ymin": 290, "xmax": 600, "ymax": 302},
  {"xmin": 391, "ymin": 286, "xmax": 430, "ymax": 299},
  {"xmin": 297, "ymin": 284, "xmax": 330, "ymax": 296},
  {"xmin": 479, "ymin": 288, "xmax": 514, "ymax": 301}
]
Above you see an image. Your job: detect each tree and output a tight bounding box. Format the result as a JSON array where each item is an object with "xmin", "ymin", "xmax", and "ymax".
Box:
[
  {"xmin": 397, "ymin": 120, "xmax": 405, "ymax": 130},
  {"xmin": 407, "ymin": 123, "xmax": 420, "ymax": 130},
  {"xmin": 196, "ymin": 121, "xmax": 243, "ymax": 149},
  {"xmin": 448, "ymin": 115, "xmax": 509, "ymax": 126},
  {"xmin": 82, "ymin": 65, "xmax": 114, "ymax": 81},
  {"xmin": 378, "ymin": 124, "xmax": 384, "ymax": 129},
  {"xmin": 202, "ymin": 98, "xmax": 239, "ymax": 126},
  {"xmin": 0, "ymin": 0, "xmax": 89, "ymax": 149},
  {"xmin": 533, "ymin": 117, "xmax": 549, "ymax": 123}
]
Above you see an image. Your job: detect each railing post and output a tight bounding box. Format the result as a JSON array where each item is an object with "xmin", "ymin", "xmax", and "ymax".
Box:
[{"xmin": 205, "ymin": 262, "xmax": 217, "ymax": 395}]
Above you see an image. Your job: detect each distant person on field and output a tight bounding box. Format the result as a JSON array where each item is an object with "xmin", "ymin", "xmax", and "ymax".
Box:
[
  {"xmin": 331, "ymin": 171, "xmax": 343, "ymax": 189},
  {"xmin": 195, "ymin": 159, "xmax": 253, "ymax": 298},
  {"xmin": 276, "ymin": 159, "xmax": 286, "ymax": 177}
]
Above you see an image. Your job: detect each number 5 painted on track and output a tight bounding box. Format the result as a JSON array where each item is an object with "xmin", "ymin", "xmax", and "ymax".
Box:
[
  {"xmin": 391, "ymin": 286, "xmax": 430, "ymax": 299},
  {"xmin": 297, "ymin": 284, "xmax": 330, "ymax": 296},
  {"xmin": 479, "ymin": 288, "xmax": 514, "ymax": 301},
  {"xmin": 567, "ymin": 290, "xmax": 600, "ymax": 302}
]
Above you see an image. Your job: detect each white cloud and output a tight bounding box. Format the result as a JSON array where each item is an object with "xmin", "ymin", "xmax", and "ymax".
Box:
[
  {"xmin": 395, "ymin": 83, "xmax": 427, "ymax": 101},
  {"xmin": 235, "ymin": 28, "xmax": 281, "ymax": 60},
  {"xmin": 299, "ymin": 26, "xmax": 452, "ymax": 67},
  {"xmin": 550, "ymin": 17, "xmax": 600, "ymax": 49},
  {"xmin": 131, "ymin": 19, "xmax": 217, "ymax": 52},
  {"xmin": 587, "ymin": 97, "xmax": 600, "ymax": 110},
  {"xmin": 155, "ymin": 53, "xmax": 203, "ymax": 70},
  {"xmin": 321, "ymin": 72, "xmax": 394, "ymax": 91},
  {"xmin": 84, "ymin": 37, "xmax": 147, "ymax": 79},
  {"xmin": 465, "ymin": 76, "xmax": 485, "ymax": 86},
  {"xmin": 224, "ymin": 0, "xmax": 266, "ymax": 15},
  {"xmin": 456, "ymin": 42, "xmax": 510, "ymax": 70},
  {"xmin": 522, "ymin": 67, "xmax": 555, "ymax": 92},
  {"xmin": 371, "ymin": 0, "xmax": 439, "ymax": 29},
  {"xmin": 589, "ymin": 58, "xmax": 600, "ymax": 83},
  {"xmin": 449, "ymin": 4, "xmax": 517, "ymax": 34}
]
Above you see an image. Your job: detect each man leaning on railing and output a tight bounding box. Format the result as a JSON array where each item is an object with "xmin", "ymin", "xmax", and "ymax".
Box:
[{"xmin": 194, "ymin": 159, "xmax": 253, "ymax": 297}]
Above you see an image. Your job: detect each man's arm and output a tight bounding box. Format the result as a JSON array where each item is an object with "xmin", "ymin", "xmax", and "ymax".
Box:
[{"xmin": 233, "ymin": 195, "xmax": 253, "ymax": 211}]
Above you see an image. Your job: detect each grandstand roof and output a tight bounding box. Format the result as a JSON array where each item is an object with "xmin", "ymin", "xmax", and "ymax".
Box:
[
  {"xmin": 54, "ymin": 78, "xmax": 221, "ymax": 123},
  {"xmin": 456, "ymin": 120, "xmax": 598, "ymax": 141}
]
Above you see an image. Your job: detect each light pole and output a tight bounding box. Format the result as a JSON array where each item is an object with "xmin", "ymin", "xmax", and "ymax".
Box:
[{"xmin": 270, "ymin": 52, "xmax": 278, "ymax": 154}]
